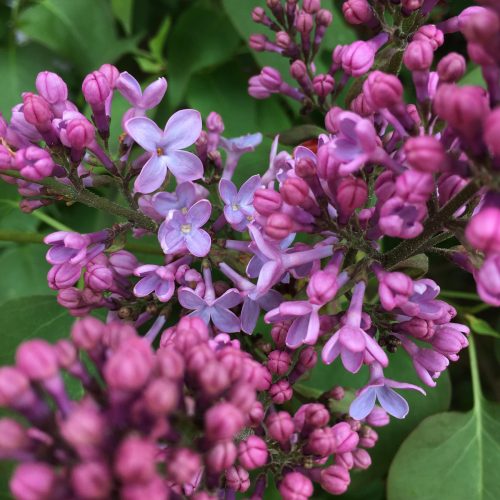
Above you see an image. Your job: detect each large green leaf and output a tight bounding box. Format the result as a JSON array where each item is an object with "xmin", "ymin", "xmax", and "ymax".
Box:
[{"xmin": 387, "ymin": 338, "xmax": 500, "ymax": 500}]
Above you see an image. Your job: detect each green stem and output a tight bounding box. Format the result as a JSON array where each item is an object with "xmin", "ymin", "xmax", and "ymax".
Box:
[{"xmin": 468, "ymin": 335, "xmax": 483, "ymax": 411}]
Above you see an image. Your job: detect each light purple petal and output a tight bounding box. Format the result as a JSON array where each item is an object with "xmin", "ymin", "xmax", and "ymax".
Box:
[
  {"xmin": 141, "ymin": 77, "xmax": 167, "ymax": 109},
  {"xmin": 125, "ymin": 116, "xmax": 162, "ymax": 151},
  {"xmin": 224, "ymin": 205, "xmax": 245, "ymax": 225},
  {"xmin": 303, "ymin": 310, "xmax": 320, "ymax": 345},
  {"xmin": 375, "ymin": 386, "xmax": 410, "ymax": 419},
  {"xmin": 349, "ymin": 387, "xmax": 377, "ymax": 420},
  {"xmin": 187, "ymin": 199, "xmax": 211, "ymax": 227},
  {"xmin": 134, "ymin": 264, "xmax": 159, "ymax": 276},
  {"xmin": 163, "ymin": 109, "xmax": 202, "ymax": 150},
  {"xmin": 241, "ymin": 298, "xmax": 260, "ymax": 334},
  {"xmin": 134, "ymin": 274, "xmax": 159, "ymax": 297},
  {"xmin": 46, "ymin": 246, "xmax": 76, "ymax": 264},
  {"xmin": 322, "ymin": 333, "xmax": 340, "ymax": 364},
  {"xmin": 176, "ymin": 182, "xmax": 198, "ymax": 209},
  {"xmin": 189, "ymin": 307, "xmax": 211, "ymax": 325},
  {"xmin": 155, "ymin": 280, "xmax": 175, "ymax": 302},
  {"xmin": 255, "ymin": 260, "xmax": 282, "ymax": 296},
  {"xmin": 237, "ymin": 175, "xmax": 261, "ymax": 205},
  {"xmin": 246, "ymin": 255, "xmax": 263, "ymax": 279},
  {"xmin": 178, "ymin": 287, "xmax": 206, "ymax": 309},
  {"xmin": 341, "ymin": 349, "xmax": 364, "ymax": 373},
  {"xmin": 279, "ymin": 300, "xmax": 312, "ymax": 317},
  {"xmin": 159, "ymin": 227, "xmax": 185, "ymax": 255},
  {"xmin": 152, "ymin": 192, "xmax": 181, "ymax": 216},
  {"xmin": 385, "ymin": 379, "xmax": 426, "ymax": 395},
  {"xmin": 134, "ymin": 155, "xmax": 168, "ymax": 194},
  {"xmin": 248, "ymin": 225, "xmax": 279, "ymax": 261},
  {"xmin": 256, "ymin": 289, "xmax": 283, "ymax": 311},
  {"xmin": 219, "ymin": 179, "xmax": 237, "ymax": 204},
  {"xmin": 212, "ymin": 307, "xmax": 241, "ymax": 333},
  {"xmin": 185, "ymin": 229, "xmax": 211, "ymax": 257},
  {"xmin": 364, "ymin": 333, "xmax": 389, "ymax": 367},
  {"xmin": 286, "ymin": 314, "xmax": 311, "ymax": 348},
  {"xmin": 214, "ymin": 288, "xmax": 243, "ymax": 309},
  {"xmin": 165, "ymin": 150, "xmax": 203, "ymax": 182},
  {"xmin": 116, "ymin": 72, "xmax": 142, "ymax": 105},
  {"xmin": 338, "ymin": 326, "xmax": 366, "ymax": 353}
]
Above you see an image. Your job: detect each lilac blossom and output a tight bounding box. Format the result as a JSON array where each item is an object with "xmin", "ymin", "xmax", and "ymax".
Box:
[
  {"xmin": 158, "ymin": 200, "xmax": 212, "ymax": 257},
  {"xmin": 399, "ymin": 278, "xmax": 450, "ymax": 320},
  {"xmin": 152, "ymin": 181, "xmax": 207, "ymax": 218},
  {"xmin": 125, "ymin": 111, "xmax": 203, "ymax": 193},
  {"xmin": 220, "ymin": 132, "xmax": 263, "ymax": 180},
  {"xmin": 349, "ymin": 363, "xmax": 426, "ymax": 420}
]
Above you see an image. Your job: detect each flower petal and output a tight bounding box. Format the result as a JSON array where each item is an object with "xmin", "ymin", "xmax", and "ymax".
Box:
[
  {"xmin": 349, "ymin": 387, "xmax": 377, "ymax": 420},
  {"xmin": 176, "ymin": 182, "xmax": 198, "ymax": 209},
  {"xmin": 212, "ymin": 307, "xmax": 241, "ymax": 333},
  {"xmin": 116, "ymin": 72, "xmax": 142, "ymax": 106},
  {"xmin": 341, "ymin": 349, "xmax": 364, "ymax": 373},
  {"xmin": 219, "ymin": 179, "xmax": 237, "ymax": 204},
  {"xmin": 214, "ymin": 288, "xmax": 242, "ymax": 309},
  {"xmin": 187, "ymin": 199, "xmax": 211, "ymax": 227},
  {"xmin": 224, "ymin": 205, "xmax": 245, "ymax": 225},
  {"xmin": 125, "ymin": 116, "xmax": 162, "ymax": 151},
  {"xmin": 165, "ymin": 150, "xmax": 203, "ymax": 182},
  {"xmin": 241, "ymin": 298, "xmax": 260, "ymax": 334},
  {"xmin": 303, "ymin": 310, "xmax": 320, "ymax": 345},
  {"xmin": 163, "ymin": 109, "xmax": 202, "ymax": 150},
  {"xmin": 237, "ymin": 175, "xmax": 261, "ymax": 205},
  {"xmin": 257, "ymin": 289, "xmax": 283, "ymax": 311},
  {"xmin": 141, "ymin": 77, "xmax": 167, "ymax": 109},
  {"xmin": 155, "ymin": 280, "xmax": 175, "ymax": 302},
  {"xmin": 375, "ymin": 386, "xmax": 409, "ymax": 419},
  {"xmin": 178, "ymin": 287, "xmax": 206, "ymax": 309},
  {"xmin": 158, "ymin": 226, "xmax": 185, "ymax": 255},
  {"xmin": 134, "ymin": 274, "xmax": 159, "ymax": 297},
  {"xmin": 185, "ymin": 229, "xmax": 211, "ymax": 257},
  {"xmin": 322, "ymin": 333, "xmax": 340, "ymax": 364},
  {"xmin": 134, "ymin": 155, "xmax": 168, "ymax": 194},
  {"xmin": 286, "ymin": 314, "xmax": 311, "ymax": 348}
]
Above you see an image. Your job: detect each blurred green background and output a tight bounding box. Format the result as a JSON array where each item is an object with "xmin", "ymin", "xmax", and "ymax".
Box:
[{"xmin": 0, "ymin": 0, "xmax": 498, "ymax": 498}]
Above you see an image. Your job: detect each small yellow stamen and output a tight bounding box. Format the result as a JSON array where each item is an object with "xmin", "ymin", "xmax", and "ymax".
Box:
[
  {"xmin": 181, "ymin": 223, "xmax": 192, "ymax": 234},
  {"xmin": 231, "ymin": 203, "xmax": 239, "ymax": 211},
  {"xmin": 156, "ymin": 147, "xmax": 164, "ymax": 156},
  {"xmin": 181, "ymin": 207, "xmax": 188, "ymax": 215}
]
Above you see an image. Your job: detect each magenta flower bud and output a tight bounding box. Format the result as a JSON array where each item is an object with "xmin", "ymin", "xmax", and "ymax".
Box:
[
  {"xmin": 98, "ymin": 63, "xmax": 120, "ymax": 88},
  {"xmin": 279, "ymin": 472, "xmax": 313, "ymax": 500},
  {"xmin": 66, "ymin": 118, "xmax": 95, "ymax": 150},
  {"xmin": 313, "ymin": 74, "xmax": 335, "ymax": 97},
  {"xmin": 331, "ymin": 422, "xmax": 359, "ymax": 453},
  {"xmin": 157, "ymin": 347, "xmax": 185, "ymax": 380},
  {"xmin": 295, "ymin": 156, "xmax": 316, "ymax": 178},
  {"xmin": 85, "ymin": 264, "xmax": 114, "ymax": 291},
  {"xmin": 307, "ymin": 270, "xmax": 340, "ymax": 305},
  {"xmin": 14, "ymin": 146, "xmax": 55, "ymax": 181},
  {"xmin": 290, "ymin": 60, "xmax": 308, "ymax": 80},
  {"xmin": 325, "ymin": 106, "xmax": 343, "ymax": 133},
  {"xmin": 199, "ymin": 361, "xmax": 231, "ymax": 398},
  {"xmin": 238, "ymin": 435, "xmax": 268, "ymax": 469},
  {"xmin": 352, "ymin": 448, "xmax": 372, "ymax": 469},
  {"xmin": 228, "ymin": 383, "xmax": 257, "ymax": 414},
  {"xmin": 296, "ymin": 11, "xmax": 314, "ymax": 34},
  {"xmin": 305, "ymin": 427, "xmax": 336, "ymax": 456},
  {"xmin": 466, "ymin": 206, "xmax": 500, "ymax": 254},
  {"xmin": 342, "ymin": 41, "xmax": 376, "ymax": 77},
  {"xmin": 36, "ymin": 71, "xmax": 68, "ymax": 104},
  {"xmin": 205, "ymin": 402, "xmax": 244, "ymax": 442},
  {"xmin": 103, "ymin": 337, "xmax": 155, "ymax": 392},
  {"xmin": 82, "ymin": 71, "xmax": 111, "ymax": 106},
  {"xmin": 329, "ymin": 385, "xmax": 345, "ymax": 400},
  {"xmin": 316, "ymin": 8, "xmax": 333, "ymax": 26},
  {"xmin": 166, "ymin": 448, "xmax": 201, "ymax": 484},
  {"xmin": 377, "ymin": 270, "xmax": 414, "ymax": 311},
  {"xmin": 402, "ymin": 0, "xmax": 424, "ymax": 11},
  {"xmin": 399, "ymin": 317, "xmax": 435, "ymax": 340},
  {"xmin": 249, "ymin": 401, "xmax": 265, "ymax": 427},
  {"xmin": 342, "ymin": 0, "xmax": 374, "ymax": 25},
  {"xmin": 395, "ymin": 170, "xmax": 433, "ymax": 203},
  {"xmin": 16, "ymin": 339, "xmax": 58, "ymax": 381},
  {"xmin": 254, "ymin": 188, "xmax": 282, "ymax": 216},
  {"xmin": 265, "ymin": 213, "xmax": 294, "ymax": 240},
  {"xmin": 404, "ymin": 41, "xmax": 434, "ymax": 71},
  {"xmin": 294, "ymin": 403, "xmax": 330, "ymax": 432},
  {"xmin": 225, "ymin": 466, "xmax": 250, "ymax": 492},
  {"xmin": 359, "ymin": 428, "xmax": 378, "ymax": 447},
  {"xmin": 276, "ymin": 31, "xmax": 292, "ymax": 49},
  {"xmin": 0, "ymin": 418, "xmax": 29, "ymax": 454},
  {"xmin": 404, "ymin": 135, "xmax": 447, "ymax": 173},
  {"xmin": 71, "ymin": 316, "xmax": 105, "ymax": 351},
  {"xmin": 22, "ymin": 93, "xmax": 53, "ymax": 131},
  {"xmin": 144, "ymin": 378, "xmax": 179, "ymax": 415},
  {"xmin": 260, "ymin": 67, "xmax": 283, "ymax": 91},
  {"xmin": 108, "ymin": 250, "xmax": 138, "ymax": 276},
  {"xmin": 484, "ymin": 109, "xmax": 500, "ymax": 157},
  {"xmin": 252, "ymin": 6, "xmax": 266, "ymax": 22},
  {"xmin": 71, "ymin": 462, "xmax": 112, "ymax": 500},
  {"xmin": 271, "ymin": 322, "xmax": 289, "ymax": 348},
  {"xmin": 413, "ymin": 25, "xmax": 444, "ymax": 50},
  {"xmin": 206, "ymin": 111, "xmax": 224, "ymax": 133},
  {"xmin": 269, "ymin": 379, "xmax": 293, "ymax": 404},
  {"xmin": 437, "ymin": 52, "xmax": 466, "ymax": 83},
  {"xmin": 10, "ymin": 463, "xmax": 56, "ymax": 500},
  {"xmin": 462, "ymin": 8, "xmax": 499, "ymax": 44},
  {"xmin": 366, "ymin": 406, "xmax": 390, "ymax": 427},
  {"xmin": 336, "ymin": 177, "xmax": 368, "ymax": 220},
  {"xmin": 177, "ymin": 315, "xmax": 209, "ymax": 340},
  {"xmin": 281, "ymin": 177, "xmax": 310, "ymax": 206},
  {"xmin": 61, "ymin": 406, "xmax": 105, "ymax": 449},
  {"xmin": 0, "ymin": 144, "xmax": 13, "ymax": 170},
  {"xmin": 267, "ymin": 350, "xmax": 292, "ymax": 375},
  {"xmin": 297, "ymin": 346, "xmax": 317, "ymax": 371},
  {"xmin": 303, "ymin": 0, "xmax": 321, "ymax": 14},
  {"xmin": 266, "ymin": 411, "xmax": 295, "ymax": 443},
  {"xmin": 320, "ymin": 465, "xmax": 351, "ymax": 495},
  {"xmin": 114, "ymin": 436, "xmax": 157, "ymax": 483},
  {"xmin": 249, "ymin": 34, "xmax": 267, "ymax": 51},
  {"xmin": 206, "ymin": 440, "xmax": 237, "ymax": 472},
  {"xmin": 476, "ymin": 254, "xmax": 500, "ymax": 306},
  {"xmin": 363, "ymin": 71, "xmax": 403, "ymax": 109}
]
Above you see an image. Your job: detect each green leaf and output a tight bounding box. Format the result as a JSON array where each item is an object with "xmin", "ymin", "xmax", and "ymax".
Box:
[
  {"xmin": 0, "ymin": 295, "xmax": 73, "ymax": 365},
  {"xmin": 466, "ymin": 314, "xmax": 500, "ymax": 339},
  {"xmin": 387, "ymin": 337, "xmax": 500, "ymax": 500},
  {"xmin": 111, "ymin": 0, "xmax": 134, "ymax": 34},
  {"xmin": 168, "ymin": 3, "xmax": 241, "ymax": 106},
  {"xmin": 278, "ymin": 125, "xmax": 326, "ymax": 146},
  {"xmin": 461, "ymin": 66, "xmax": 485, "ymax": 88},
  {"xmin": 392, "ymin": 254, "xmax": 429, "ymax": 279},
  {"xmin": 18, "ymin": 0, "xmax": 139, "ymax": 74},
  {"xmin": 149, "ymin": 17, "xmax": 171, "ymax": 61}
]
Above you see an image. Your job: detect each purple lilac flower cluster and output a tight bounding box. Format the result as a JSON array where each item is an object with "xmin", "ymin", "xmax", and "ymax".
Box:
[{"xmin": 0, "ymin": 0, "xmax": 498, "ymax": 498}]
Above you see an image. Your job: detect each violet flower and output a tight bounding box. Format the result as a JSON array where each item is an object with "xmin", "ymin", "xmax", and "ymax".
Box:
[
  {"xmin": 399, "ymin": 278, "xmax": 449, "ymax": 320},
  {"xmin": 322, "ymin": 281, "xmax": 388, "ymax": 373},
  {"xmin": 152, "ymin": 181, "xmax": 207, "ymax": 218},
  {"xmin": 349, "ymin": 362, "xmax": 426, "ymax": 420},
  {"xmin": 125, "ymin": 111, "xmax": 203, "ymax": 193},
  {"xmin": 220, "ymin": 132, "xmax": 263, "ymax": 180},
  {"xmin": 178, "ymin": 266, "xmax": 243, "ymax": 333},
  {"xmin": 158, "ymin": 200, "xmax": 212, "ymax": 257},
  {"xmin": 219, "ymin": 174, "xmax": 261, "ymax": 231}
]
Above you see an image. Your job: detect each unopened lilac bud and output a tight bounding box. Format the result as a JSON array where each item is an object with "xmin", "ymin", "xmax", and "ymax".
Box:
[
  {"xmin": 72, "ymin": 462, "xmax": 112, "ymax": 499},
  {"xmin": 404, "ymin": 41, "xmax": 434, "ymax": 71},
  {"xmin": 22, "ymin": 93, "xmax": 53, "ymax": 129},
  {"xmin": 320, "ymin": 465, "xmax": 350, "ymax": 494},
  {"xmin": 276, "ymin": 31, "xmax": 292, "ymax": 49},
  {"xmin": 66, "ymin": 118, "xmax": 95, "ymax": 150},
  {"xmin": 61, "ymin": 406, "xmax": 105, "ymax": 449},
  {"xmin": 297, "ymin": 346, "xmax": 317, "ymax": 371},
  {"xmin": 71, "ymin": 317, "xmax": 105, "ymax": 351},
  {"xmin": 365, "ymin": 406, "xmax": 390, "ymax": 427},
  {"xmin": 36, "ymin": 71, "xmax": 68, "ymax": 104},
  {"xmin": 271, "ymin": 322, "xmax": 289, "ymax": 348},
  {"xmin": 484, "ymin": 108, "xmax": 500, "ymax": 157},
  {"xmin": 331, "ymin": 422, "xmax": 359, "ymax": 453},
  {"xmin": 313, "ymin": 74, "xmax": 335, "ymax": 97},
  {"xmin": 402, "ymin": 0, "xmax": 424, "ymax": 11},
  {"xmin": 476, "ymin": 254, "xmax": 500, "ymax": 306},
  {"xmin": 249, "ymin": 34, "xmax": 267, "ymax": 51},
  {"xmin": 0, "ymin": 419, "xmax": 29, "ymax": 453},
  {"xmin": 462, "ymin": 8, "xmax": 500, "ymax": 44},
  {"xmin": 352, "ymin": 448, "xmax": 372, "ymax": 469},
  {"xmin": 296, "ymin": 11, "xmax": 314, "ymax": 34},
  {"xmin": 266, "ymin": 411, "xmax": 295, "ymax": 443},
  {"xmin": 108, "ymin": 250, "xmax": 138, "ymax": 276},
  {"xmin": 377, "ymin": 270, "xmax": 414, "ymax": 311},
  {"xmin": 225, "ymin": 466, "xmax": 250, "ymax": 492},
  {"xmin": 16, "ymin": 339, "xmax": 58, "ymax": 381},
  {"xmin": 342, "ymin": 41, "xmax": 375, "ymax": 76},
  {"xmin": 249, "ymin": 401, "xmax": 265, "ymax": 427},
  {"xmin": 294, "ymin": 403, "xmax": 330, "ymax": 432},
  {"xmin": 166, "ymin": 448, "xmax": 201, "ymax": 484},
  {"xmin": 205, "ymin": 402, "xmax": 244, "ymax": 442},
  {"xmin": 265, "ymin": 212, "xmax": 293, "ymax": 240},
  {"xmin": 307, "ymin": 270, "xmax": 339, "ymax": 305},
  {"xmin": 290, "ymin": 60, "xmax": 308, "ymax": 80},
  {"xmin": 85, "ymin": 265, "xmax": 114, "ymax": 291},
  {"xmin": 14, "ymin": 146, "xmax": 54, "ymax": 181},
  {"xmin": 413, "ymin": 25, "xmax": 444, "ymax": 50},
  {"xmin": 254, "ymin": 188, "xmax": 282, "ymax": 216},
  {"xmin": 144, "ymin": 378, "xmax": 179, "ymax": 415},
  {"xmin": 252, "ymin": 6, "xmax": 266, "ymax": 22},
  {"xmin": 279, "ymin": 472, "xmax": 313, "ymax": 500},
  {"xmin": 267, "ymin": 350, "xmax": 292, "ymax": 375},
  {"xmin": 329, "ymin": 385, "xmax": 345, "ymax": 400},
  {"xmin": 269, "ymin": 379, "xmax": 293, "ymax": 404},
  {"xmin": 295, "ymin": 156, "xmax": 316, "ymax": 178},
  {"xmin": 317, "ymin": 8, "xmax": 333, "ymax": 26},
  {"xmin": 364, "ymin": 71, "xmax": 403, "ymax": 109},
  {"xmin": 466, "ymin": 206, "xmax": 500, "ymax": 254},
  {"xmin": 395, "ymin": 170, "xmax": 433, "ymax": 203},
  {"xmin": 238, "ymin": 435, "xmax": 268, "ymax": 469},
  {"xmin": 404, "ymin": 135, "xmax": 447, "ymax": 173},
  {"xmin": 260, "ymin": 67, "xmax": 283, "ymax": 91},
  {"xmin": 10, "ymin": 463, "xmax": 57, "ymax": 500},
  {"xmin": 306, "ymin": 426, "xmax": 336, "ymax": 456},
  {"xmin": 342, "ymin": 0, "xmax": 373, "ymax": 25},
  {"xmin": 206, "ymin": 440, "xmax": 237, "ymax": 473},
  {"xmin": 82, "ymin": 71, "xmax": 110, "ymax": 106},
  {"xmin": 436, "ymin": 52, "xmax": 466, "ymax": 83},
  {"xmin": 281, "ymin": 177, "xmax": 310, "ymax": 206},
  {"xmin": 115, "ymin": 436, "xmax": 157, "ymax": 483},
  {"xmin": 206, "ymin": 111, "xmax": 224, "ymax": 133},
  {"xmin": 336, "ymin": 177, "xmax": 368, "ymax": 219},
  {"xmin": 359, "ymin": 427, "xmax": 378, "ymax": 448},
  {"xmin": 98, "ymin": 63, "xmax": 119, "ymax": 88},
  {"xmin": 303, "ymin": 0, "xmax": 321, "ymax": 14},
  {"xmin": 199, "ymin": 360, "xmax": 231, "ymax": 397}
]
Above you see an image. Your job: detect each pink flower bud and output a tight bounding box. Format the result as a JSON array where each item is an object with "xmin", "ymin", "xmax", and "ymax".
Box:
[
  {"xmin": 14, "ymin": 146, "xmax": 54, "ymax": 181},
  {"xmin": 98, "ymin": 63, "xmax": 120, "ymax": 88},
  {"xmin": 352, "ymin": 448, "xmax": 372, "ymax": 469},
  {"xmin": 114, "ymin": 436, "xmax": 157, "ymax": 483},
  {"xmin": 238, "ymin": 435, "xmax": 268, "ymax": 469},
  {"xmin": 85, "ymin": 264, "xmax": 114, "ymax": 291},
  {"xmin": 296, "ymin": 11, "xmax": 314, "ymax": 34},
  {"xmin": 72, "ymin": 462, "xmax": 112, "ymax": 499},
  {"xmin": 66, "ymin": 118, "xmax": 95, "ymax": 150},
  {"xmin": 317, "ymin": 9, "xmax": 333, "ymax": 26},
  {"xmin": 413, "ymin": 25, "xmax": 444, "ymax": 50},
  {"xmin": 206, "ymin": 440, "xmax": 237, "ymax": 472},
  {"xmin": 206, "ymin": 111, "xmax": 224, "ymax": 133},
  {"xmin": 254, "ymin": 188, "xmax": 282, "ymax": 216},
  {"xmin": 249, "ymin": 34, "xmax": 267, "ymax": 51},
  {"xmin": 271, "ymin": 322, "xmax": 289, "ymax": 348},
  {"xmin": 61, "ymin": 406, "xmax": 105, "ymax": 449},
  {"xmin": 269, "ymin": 379, "xmax": 293, "ymax": 404},
  {"xmin": 303, "ymin": 0, "xmax": 320, "ymax": 14},
  {"xmin": 228, "ymin": 383, "xmax": 257, "ymax": 413},
  {"xmin": 342, "ymin": 0, "xmax": 373, "ymax": 25},
  {"xmin": 266, "ymin": 411, "xmax": 295, "ymax": 443},
  {"xmin": 466, "ymin": 206, "xmax": 500, "ymax": 254},
  {"xmin": 320, "ymin": 465, "xmax": 351, "ymax": 495},
  {"xmin": 437, "ymin": 52, "xmax": 466, "ymax": 83},
  {"xmin": 307, "ymin": 270, "xmax": 339, "ymax": 305},
  {"xmin": 82, "ymin": 71, "xmax": 111, "ymax": 106},
  {"xmin": 331, "ymin": 422, "xmax": 359, "ymax": 453},
  {"xmin": 294, "ymin": 403, "xmax": 330, "ymax": 432},
  {"xmin": 225, "ymin": 466, "xmax": 250, "ymax": 492},
  {"xmin": 329, "ymin": 385, "xmax": 345, "ymax": 400},
  {"xmin": 290, "ymin": 60, "xmax": 308, "ymax": 80},
  {"xmin": 166, "ymin": 448, "xmax": 201, "ymax": 484},
  {"xmin": 364, "ymin": 71, "xmax": 403, "ymax": 109},
  {"xmin": 305, "ymin": 426, "xmax": 336, "ymax": 456},
  {"xmin": 0, "ymin": 419, "xmax": 29, "ymax": 453},
  {"xmin": 157, "ymin": 346, "xmax": 185, "ymax": 380},
  {"xmin": 404, "ymin": 135, "xmax": 447, "ymax": 173},
  {"xmin": 249, "ymin": 401, "xmax": 265, "ymax": 427},
  {"xmin": 16, "ymin": 339, "xmax": 58, "ymax": 381},
  {"xmin": 462, "ymin": 8, "xmax": 500, "ymax": 44},
  {"xmin": 476, "ymin": 254, "xmax": 500, "ymax": 306},
  {"xmin": 22, "ymin": 93, "xmax": 53, "ymax": 129},
  {"xmin": 260, "ymin": 67, "xmax": 283, "ymax": 91},
  {"xmin": 404, "ymin": 41, "xmax": 434, "ymax": 71},
  {"xmin": 144, "ymin": 378, "xmax": 179, "ymax": 415},
  {"xmin": 198, "ymin": 360, "xmax": 230, "ymax": 397},
  {"xmin": 265, "ymin": 212, "xmax": 294, "ymax": 240},
  {"xmin": 205, "ymin": 402, "xmax": 244, "ymax": 442},
  {"xmin": 484, "ymin": 108, "xmax": 500, "ymax": 157},
  {"xmin": 10, "ymin": 463, "xmax": 56, "ymax": 500},
  {"xmin": 402, "ymin": 0, "xmax": 424, "ymax": 11},
  {"xmin": 336, "ymin": 176, "xmax": 368, "ymax": 219},
  {"xmin": 377, "ymin": 270, "xmax": 414, "ymax": 311},
  {"xmin": 342, "ymin": 41, "xmax": 375, "ymax": 77},
  {"xmin": 313, "ymin": 74, "xmax": 335, "ymax": 97},
  {"xmin": 36, "ymin": 71, "xmax": 68, "ymax": 104},
  {"xmin": 395, "ymin": 170, "xmax": 433, "ymax": 203},
  {"xmin": 108, "ymin": 250, "xmax": 138, "ymax": 276},
  {"xmin": 276, "ymin": 30, "xmax": 292, "ymax": 49},
  {"xmin": 267, "ymin": 350, "xmax": 292, "ymax": 375},
  {"xmin": 281, "ymin": 177, "xmax": 310, "ymax": 206},
  {"xmin": 359, "ymin": 427, "xmax": 378, "ymax": 447},
  {"xmin": 71, "ymin": 316, "xmax": 105, "ymax": 351},
  {"xmin": 279, "ymin": 472, "xmax": 313, "ymax": 500},
  {"xmin": 297, "ymin": 346, "xmax": 317, "ymax": 370},
  {"xmin": 365, "ymin": 406, "xmax": 390, "ymax": 427}
]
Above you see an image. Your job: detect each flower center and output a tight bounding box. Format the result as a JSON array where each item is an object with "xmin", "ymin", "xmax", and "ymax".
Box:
[
  {"xmin": 156, "ymin": 147, "xmax": 164, "ymax": 156},
  {"xmin": 181, "ymin": 223, "xmax": 192, "ymax": 234},
  {"xmin": 231, "ymin": 203, "xmax": 239, "ymax": 211}
]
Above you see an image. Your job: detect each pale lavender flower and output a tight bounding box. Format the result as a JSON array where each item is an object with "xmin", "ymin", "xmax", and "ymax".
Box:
[
  {"xmin": 158, "ymin": 200, "xmax": 212, "ymax": 257},
  {"xmin": 116, "ymin": 72, "xmax": 167, "ymax": 112},
  {"xmin": 219, "ymin": 175, "xmax": 261, "ymax": 230},
  {"xmin": 152, "ymin": 181, "xmax": 207, "ymax": 218},
  {"xmin": 399, "ymin": 278, "xmax": 449, "ymax": 320},
  {"xmin": 178, "ymin": 267, "xmax": 242, "ymax": 333},
  {"xmin": 349, "ymin": 362, "xmax": 426, "ymax": 420},
  {"xmin": 220, "ymin": 132, "xmax": 263, "ymax": 180},
  {"xmin": 125, "ymin": 111, "xmax": 203, "ymax": 193}
]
